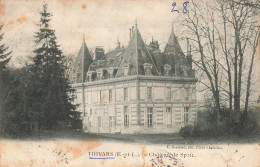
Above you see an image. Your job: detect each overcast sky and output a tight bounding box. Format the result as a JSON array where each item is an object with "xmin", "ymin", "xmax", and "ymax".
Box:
[
  {"xmin": 1, "ymin": 0, "xmax": 259, "ymax": 101},
  {"xmin": 0, "ymin": 0, "xmax": 192, "ymax": 67}
]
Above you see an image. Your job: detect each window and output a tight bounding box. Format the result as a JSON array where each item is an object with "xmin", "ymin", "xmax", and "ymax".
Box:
[
  {"xmin": 99, "ymin": 91, "xmax": 101, "ymax": 103},
  {"xmin": 98, "ymin": 116, "xmax": 102, "ymax": 127},
  {"xmin": 166, "ymin": 87, "xmax": 171, "ymax": 100},
  {"xmin": 166, "ymin": 107, "xmax": 172, "ymax": 127},
  {"xmin": 72, "ymin": 75, "xmax": 76, "ymax": 83},
  {"xmin": 143, "ymin": 63, "xmax": 152, "ymax": 75},
  {"xmin": 147, "ymin": 87, "xmax": 152, "ymax": 99},
  {"xmin": 124, "ymin": 66, "xmax": 129, "ymax": 76},
  {"xmin": 145, "ymin": 67, "xmax": 151, "ymax": 75},
  {"xmin": 184, "ymin": 107, "xmax": 189, "ymax": 124},
  {"xmin": 109, "ymin": 89, "xmax": 112, "ymax": 102},
  {"xmin": 109, "ymin": 116, "xmax": 115, "ymax": 128},
  {"xmin": 124, "ymin": 106, "xmax": 129, "ymax": 128},
  {"xmin": 97, "ymin": 72, "xmax": 101, "ymax": 80},
  {"xmin": 124, "ymin": 88, "xmax": 128, "ymax": 101},
  {"xmin": 147, "ymin": 108, "xmax": 153, "ymax": 128},
  {"xmin": 163, "ymin": 64, "xmax": 171, "ymax": 76},
  {"xmin": 90, "ymin": 109, "xmax": 92, "ymax": 116},
  {"xmin": 109, "ymin": 68, "xmax": 114, "ymax": 78}
]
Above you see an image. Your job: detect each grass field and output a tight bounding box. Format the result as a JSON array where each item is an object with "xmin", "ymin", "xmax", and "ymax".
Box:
[{"xmin": 2, "ymin": 130, "xmax": 259, "ymax": 144}]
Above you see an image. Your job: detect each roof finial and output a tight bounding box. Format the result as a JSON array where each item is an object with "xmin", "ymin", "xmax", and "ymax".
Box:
[
  {"xmin": 172, "ymin": 21, "xmax": 174, "ymax": 31},
  {"xmin": 135, "ymin": 17, "xmax": 138, "ymax": 28},
  {"xmin": 83, "ymin": 33, "xmax": 85, "ymax": 42}
]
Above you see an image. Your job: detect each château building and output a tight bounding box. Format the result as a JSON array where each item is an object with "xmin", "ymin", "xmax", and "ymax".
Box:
[{"xmin": 70, "ymin": 22, "xmax": 197, "ymax": 134}]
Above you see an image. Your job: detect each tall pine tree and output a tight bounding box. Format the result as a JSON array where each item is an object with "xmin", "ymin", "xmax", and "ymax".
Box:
[
  {"xmin": 0, "ymin": 24, "xmax": 12, "ymax": 135},
  {"xmin": 0, "ymin": 25, "xmax": 11, "ymax": 70},
  {"xmin": 31, "ymin": 3, "xmax": 76, "ymax": 129}
]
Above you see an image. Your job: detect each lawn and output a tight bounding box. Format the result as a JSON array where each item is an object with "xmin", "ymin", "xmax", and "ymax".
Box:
[{"xmin": 2, "ymin": 130, "xmax": 259, "ymax": 145}]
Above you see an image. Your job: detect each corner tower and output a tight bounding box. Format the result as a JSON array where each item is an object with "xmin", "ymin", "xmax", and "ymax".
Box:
[
  {"xmin": 164, "ymin": 24, "xmax": 191, "ymax": 77},
  {"xmin": 71, "ymin": 36, "xmax": 93, "ymax": 83}
]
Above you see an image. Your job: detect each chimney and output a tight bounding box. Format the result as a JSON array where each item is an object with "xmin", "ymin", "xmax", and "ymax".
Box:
[
  {"xmin": 130, "ymin": 28, "xmax": 132, "ymax": 39},
  {"xmin": 95, "ymin": 47, "xmax": 105, "ymax": 60}
]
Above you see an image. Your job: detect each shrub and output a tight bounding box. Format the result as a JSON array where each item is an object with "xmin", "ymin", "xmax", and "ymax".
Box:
[
  {"xmin": 179, "ymin": 125, "xmax": 194, "ymax": 138},
  {"xmin": 235, "ymin": 109, "xmax": 259, "ymax": 136}
]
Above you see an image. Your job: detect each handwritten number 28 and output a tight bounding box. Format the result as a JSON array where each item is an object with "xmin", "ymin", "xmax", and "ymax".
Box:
[{"xmin": 171, "ymin": 1, "xmax": 189, "ymax": 14}]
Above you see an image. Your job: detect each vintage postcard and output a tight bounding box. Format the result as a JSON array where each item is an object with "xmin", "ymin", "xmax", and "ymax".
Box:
[{"xmin": 0, "ymin": 0, "xmax": 259, "ymax": 166}]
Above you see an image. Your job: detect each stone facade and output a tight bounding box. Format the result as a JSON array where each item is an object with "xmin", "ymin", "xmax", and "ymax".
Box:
[{"xmin": 71, "ymin": 22, "xmax": 197, "ymax": 134}]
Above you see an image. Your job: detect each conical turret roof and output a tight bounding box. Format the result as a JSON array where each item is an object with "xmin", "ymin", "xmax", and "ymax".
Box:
[
  {"xmin": 72, "ymin": 38, "xmax": 93, "ymax": 83},
  {"xmin": 163, "ymin": 25, "xmax": 186, "ymax": 76},
  {"xmin": 164, "ymin": 26, "xmax": 184, "ymax": 56},
  {"xmin": 116, "ymin": 22, "xmax": 159, "ymax": 77}
]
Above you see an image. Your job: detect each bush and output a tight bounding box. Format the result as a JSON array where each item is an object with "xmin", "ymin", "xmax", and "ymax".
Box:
[
  {"xmin": 179, "ymin": 125, "xmax": 194, "ymax": 138},
  {"xmin": 235, "ymin": 109, "xmax": 259, "ymax": 136},
  {"xmin": 179, "ymin": 107, "xmax": 260, "ymax": 138}
]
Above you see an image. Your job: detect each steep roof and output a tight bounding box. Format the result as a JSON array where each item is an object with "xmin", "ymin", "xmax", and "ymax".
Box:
[
  {"xmin": 72, "ymin": 38, "xmax": 93, "ymax": 82},
  {"xmin": 88, "ymin": 48, "xmax": 125, "ymax": 71},
  {"xmin": 116, "ymin": 23, "xmax": 159, "ymax": 77},
  {"xmin": 163, "ymin": 26, "xmax": 186, "ymax": 76},
  {"xmin": 164, "ymin": 26, "xmax": 184, "ymax": 55}
]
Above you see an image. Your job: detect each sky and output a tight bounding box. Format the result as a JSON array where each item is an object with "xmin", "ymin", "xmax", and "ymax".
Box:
[
  {"xmin": 0, "ymin": 0, "xmax": 190, "ymax": 67},
  {"xmin": 0, "ymin": 0, "xmax": 259, "ymax": 101}
]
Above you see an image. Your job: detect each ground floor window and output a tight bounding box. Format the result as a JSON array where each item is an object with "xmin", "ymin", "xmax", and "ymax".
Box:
[
  {"xmin": 98, "ymin": 116, "xmax": 102, "ymax": 127},
  {"xmin": 184, "ymin": 107, "xmax": 189, "ymax": 124},
  {"xmin": 109, "ymin": 116, "xmax": 115, "ymax": 128},
  {"xmin": 124, "ymin": 106, "xmax": 129, "ymax": 128},
  {"xmin": 147, "ymin": 108, "xmax": 153, "ymax": 128},
  {"xmin": 166, "ymin": 107, "xmax": 172, "ymax": 128}
]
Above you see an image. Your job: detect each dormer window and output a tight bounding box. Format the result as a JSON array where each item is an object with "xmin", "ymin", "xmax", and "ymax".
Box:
[
  {"xmin": 108, "ymin": 68, "xmax": 114, "ymax": 78},
  {"xmin": 123, "ymin": 64, "xmax": 130, "ymax": 76},
  {"xmin": 164, "ymin": 64, "xmax": 171, "ymax": 77},
  {"xmin": 87, "ymin": 71, "xmax": 95, "ymax": 82},
  {"xmin": 77, "ymin": 73, "xmax": 80, "ymax": 81},
  {"xmin": 97, "ymin": 72, "xmax": 101, "ymax": 79},
  {"xmin": 183, "ymin": 67, "xmax": 188, "ymax": 77},
  {"xmin": 96, "ymin": 68, "xmax": 104, "ymax": 80},
  {"xmin": 72, "ymin": 74, "xmax": 76, "ymax": 83},
  {"xmin": 143, "ymin": 63, "xmax": 152, "ymax": 76},
  {"xmin": 141, "ymin": 51, "xmax": 146, "ymax": 58}
]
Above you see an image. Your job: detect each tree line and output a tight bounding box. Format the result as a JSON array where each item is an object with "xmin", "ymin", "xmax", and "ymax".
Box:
[
  {"xmin": 180, "ymin": 0, "xmax": 260, "ymax": 137},
  {"xmin": 0, "ymin": 3, "xmax": 79, "ymax": 137}
]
